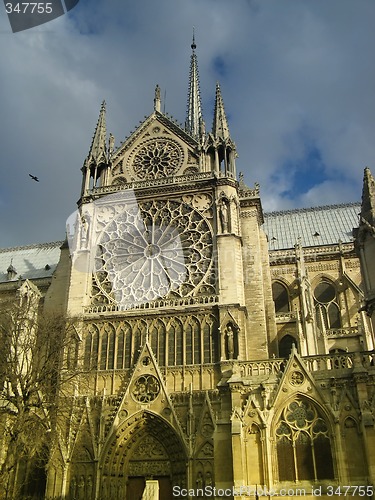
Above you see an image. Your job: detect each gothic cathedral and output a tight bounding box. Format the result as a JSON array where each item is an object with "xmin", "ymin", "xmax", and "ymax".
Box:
[{"xmin": 1, "ymin": 40, "xmax": 375, "ymax": 500}]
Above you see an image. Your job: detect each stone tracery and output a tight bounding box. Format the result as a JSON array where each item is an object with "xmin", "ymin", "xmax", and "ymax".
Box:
[
  {"xmin": 276, "ymin": 398, "xmax": 334, "ymax": 481},
  {"xmin": 131, "ymin": 139, "xmax": 184, "ymax": 179},
  {"xmin": 83, "ymin": 314, "xmax": 219, "ymax": 370},
  {"xmin": 91, "ymin": 198, "xmax": 215, "ymax": 308}
]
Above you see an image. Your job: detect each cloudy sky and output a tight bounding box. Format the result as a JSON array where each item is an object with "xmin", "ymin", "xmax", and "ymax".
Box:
[{"xmin": 1, "ymin": 0, "xmax": 374, "ymax": 248}]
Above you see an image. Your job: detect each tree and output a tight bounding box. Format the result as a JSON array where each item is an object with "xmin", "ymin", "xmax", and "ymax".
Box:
[{"xmin": 0, "ymin": 282, "xmax": 80, "ymax": 499}]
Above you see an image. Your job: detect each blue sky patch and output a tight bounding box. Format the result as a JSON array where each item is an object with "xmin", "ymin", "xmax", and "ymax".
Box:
[
  {"xmin": 213, "ymin": 55, "xmax": 227, "ymax": 78},
  {"xmin": 273, "ymin": 146, "xmax": 330, "ymax": 199}
]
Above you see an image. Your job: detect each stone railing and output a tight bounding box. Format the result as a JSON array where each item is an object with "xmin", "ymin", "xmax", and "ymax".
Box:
[
  {"xmin": 325, "ymin": 327, "xmax": 359, "ymax": 337},
  {"xmin": 236, "ymin": 350, "xmax": 375, "ymax": 378},
  {"xmin": 269, "ymin": 242, "xmax": 355, "ymax": 264},
  {"xmin": 88, "ymin": 172, "xmax": 215, "ymax": 196},
  {"xmin": 276, "ymin": 311, "xmax": 298, "ymax": 322},
  {"xmin": 83, "ymin": 295, "xmax": 219, "ymax": 314},
  {"xmin": 237, "ymin": 359, "xmax": 285, "ymax": 377},
  {"xmin": 303, "ymin": 352, "xmax": 355, "ymax": 371}
]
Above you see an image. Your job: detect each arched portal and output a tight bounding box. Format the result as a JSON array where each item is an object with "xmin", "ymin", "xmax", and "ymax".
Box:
[{"xmin": 100, "ymin": 411, "xmax": 187, "ymax": 500}]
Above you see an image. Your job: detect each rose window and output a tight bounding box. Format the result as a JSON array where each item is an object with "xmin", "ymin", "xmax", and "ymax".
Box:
[
  {"xmin": 92, "ymin": 199, "xmax": 215, "ymax": 308},
  {"xmin": 289, "ymin": 371, "xmax": 304, "ymax": 386},
  {"xmin": 286, "ymin": 400, "xmax": 315, "ymax": 429},
  {"xmin": 132, "ymin": 139, "xmax": 183, "ymax": 179},
  {"xmin": 132, "ymin": 375, "xmax": 160, "ymax": 403},
  {"xmin": 277, "ymin": 399, "xmax": 330, "ymax": 437}
]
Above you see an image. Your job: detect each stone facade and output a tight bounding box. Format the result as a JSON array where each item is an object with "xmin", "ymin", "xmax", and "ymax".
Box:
[{"xmin": 1, "ymin": 43, "xmax": 375, "ymax": 500}]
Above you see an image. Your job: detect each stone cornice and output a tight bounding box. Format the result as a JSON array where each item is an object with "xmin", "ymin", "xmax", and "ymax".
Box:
[{"xmin": 269, "ymin": 242, "xmax": 356, "ymax": 265}]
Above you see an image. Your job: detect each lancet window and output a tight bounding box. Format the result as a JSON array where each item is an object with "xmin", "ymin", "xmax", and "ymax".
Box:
[
  {"xmin": 272, "ymin": 281, "xmax": 290, "ymax": 313},
  {"xmin": 83, "ymin": 315, "xmax": 218, "ymax": 370},
  {"xmin": 276, "ymin": 398, "xmax": 334, "ymax": 482},
  {"xmin": 314, "ymin": 280, "xmax": 341, "ymax": 331},
  {"xmin": 84, "ymin": 324, "xmax": 99, "ymax": 370},
  {"xmin": 99, "ymin": 323, "xmax": 115, "ymax": 370}
]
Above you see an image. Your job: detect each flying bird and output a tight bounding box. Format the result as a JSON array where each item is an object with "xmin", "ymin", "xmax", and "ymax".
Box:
[{"xmin": 29, "ymin": 174, "xmax": 39, "ymax": 182}]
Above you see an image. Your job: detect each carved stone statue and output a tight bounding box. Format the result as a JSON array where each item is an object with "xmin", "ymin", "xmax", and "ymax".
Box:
[
  {"xmin": 109, "ymin": 133, "xmax": 115, "ymax": 155},
  {"xmin": 219, "ymin": 199, "xmax": 229, "ymax": 233},
  {"xmin": 196, "ymin": 471, "xmax": 203, "ymax": 489},
  {"xmin": 205, "ymin": 471, "xmax": 213, "ymax": 487},
  {"xmin": 86, "ymin": 475, "xmax": 93, "ymax": 498},
  {"xmin": 77, "ymin": 475, "xmax": 85, "ymax": 500},
  {"xmin": 226, "ymin": 324, "xmax": 234, "ymax": 359},
  {"xmin": 80, "ymin": 213, "xmax": 90, "ymax": 249}
]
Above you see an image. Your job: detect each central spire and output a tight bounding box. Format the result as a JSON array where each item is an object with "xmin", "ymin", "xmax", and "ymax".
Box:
[{"xmin": 185, "ymin": 29, "xmax": 204, "ymax": 140}]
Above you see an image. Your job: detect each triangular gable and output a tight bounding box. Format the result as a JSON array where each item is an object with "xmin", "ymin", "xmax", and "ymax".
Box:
[
  {"xmin": 105, "ymin": 340, "xmax": 187, "ymax": 448},
  {"xmin": 69, "ymin": 401, "xmax": 96, "ymax": 462},
  {"xmin": 243, "ymin": 395, "xmax": 267, "ymax": 428},
  {"xmin": 111, "ymin": 111, "xmax": 199, "ymax": 168},
  {"xmin": 268, "ymin": 347, "xmax": 331, "ymax": 419},
  {"xmin": 109, "ymin": 112, "xmax": 201, "ymax": 185}
]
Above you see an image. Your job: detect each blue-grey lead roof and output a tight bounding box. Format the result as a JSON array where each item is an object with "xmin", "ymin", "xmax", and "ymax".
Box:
[
  {"xmin": 0, "ymin": 241, "xmax": 63, "ymax": 283},
  {"xmin": 263, "ymin": 203, "xmax": 360, "ymax": 250}
]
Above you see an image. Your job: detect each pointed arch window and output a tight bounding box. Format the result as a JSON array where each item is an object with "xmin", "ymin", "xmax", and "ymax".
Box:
[
  {"xmin": 66, "ymin": 335, "xmax": 79, "ymax": 370},
  {"xmin": 185, "ymin": 323, "xmax": 193, "ymax": 365},
  {"xmin": 314, "ymin": 280, "xmax": 341, "ymax": 330},
  {"xmin": 132, "ymin": 326, "xmax": 142, "ymax": 364},
  {"xmin": 185, "ymin": 317, "xmax": 201, "ymax": 365},
  {"xmin": 168, "ymin": 320, "xmax": 183, "ymax": 366},
  {"xmin": 246, "ymin": 424, "xmax": 264, "ymax": 485},
  {"xmin": 100, "ymin": 324, "xmax": 115, "ymax": 370},
  {"xmin": 84, "ymin": 325, "xmax": 99, "ymax": 370},
  {"xmin": 272, "ymin": 282, "xmax": 290, "ymax": 313},
  {"xmin": 116, "ymin": 327, "xmax": 125, "ymax": 369},
  {"xmin": 150, "ymin": 320, "xmax": 166, "ymax": 366},
  {"xmin": 276, "ymin": 398, "xmax": 334, "ymax": 482},
  {"xmin": 116, "ymin": 323, "xmax": 132, "ymax": 370},
  {"xmin": 203, "ymin": 322, "xmax": 211, "ymax": 363}
]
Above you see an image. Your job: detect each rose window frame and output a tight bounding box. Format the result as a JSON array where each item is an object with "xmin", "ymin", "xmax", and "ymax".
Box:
[
  {"xmin": 130, "ymin": 139, "xmax": 184, "ymax": 179},
  {"xmin": 276, "ymin": 399, "xmax": 330, "ymax": 440},
  {"xmin": 132, "ymin": 375, "xmax": 160, "ymax": 403},
  {"xmin": 91, "ymin": 198, "xmax": 216, "ymax": 308}
]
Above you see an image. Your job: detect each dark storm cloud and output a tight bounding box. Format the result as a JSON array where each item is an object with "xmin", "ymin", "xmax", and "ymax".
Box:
[{"xmin": 0, "ymin": 0, "xmax": 374, "ymax": 246}]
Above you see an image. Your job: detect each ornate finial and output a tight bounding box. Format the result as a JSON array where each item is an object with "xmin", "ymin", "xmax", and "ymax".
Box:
[{"xmin": 191, "ymin": 27, "xmax": 196, "ymax": 50}]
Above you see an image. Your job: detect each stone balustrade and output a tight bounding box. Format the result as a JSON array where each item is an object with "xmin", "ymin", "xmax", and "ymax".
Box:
[{"xmin": 83, "ymin": 295, "xmax": 219, "ymax": 314}]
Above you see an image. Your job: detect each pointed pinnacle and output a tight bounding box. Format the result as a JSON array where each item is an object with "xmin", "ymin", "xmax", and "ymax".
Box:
[
  {"xmin": 361, "ymin": 167, "xmax": 375, "ymax": 226},
  {"xmin": 212, "ymin": 82, "xmax": 230, "ymax": 140},
  {"xmin": 88, "ymin": 100, "xmax": 107, "ymax": 165}
]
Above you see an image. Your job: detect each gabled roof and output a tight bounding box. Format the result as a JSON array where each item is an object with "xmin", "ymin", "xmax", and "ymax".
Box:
[
  {"xmin": 111, "ymin": 110, "xmax": 198, "ymax": 162},
  {"xmin": 0, "ymin": 241, "xmax": 63, "ymax": 283},
  {"xmin": 263, "ymin": 203, "xmax": 360, "ymax": 250}
]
